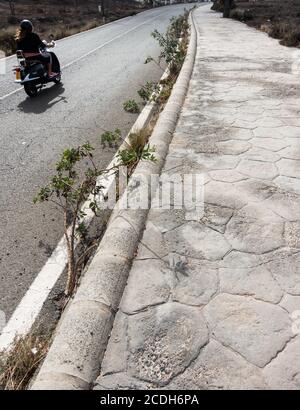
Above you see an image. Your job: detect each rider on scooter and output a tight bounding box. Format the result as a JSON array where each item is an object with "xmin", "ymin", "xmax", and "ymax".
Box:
[{"xmin": 15, "ymin": 20, "xmax": 58, "ymax": 78}]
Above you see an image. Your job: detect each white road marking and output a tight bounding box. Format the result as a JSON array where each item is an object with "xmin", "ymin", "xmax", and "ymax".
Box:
[
  {"xmin": 0, "ymin": 11, "xmax": 165, "ymax": 101},
  {"xmin": 0, "ymin": 237, "xmax": 68, "ymax": 351},
  {"xmin": 0, "ymin": 87, "xmax": 22, "ymax": 101}
]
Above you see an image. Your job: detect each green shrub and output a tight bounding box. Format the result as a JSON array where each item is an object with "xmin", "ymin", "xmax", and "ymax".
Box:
[
  {"xmin": 138, "ymin": 82, "xmax": 159, "ymax": 102},
  {"xmin": 100, "ymin": 129, "xmax": 121, "ymax": 148},
  {"xmin": 123, "ymin": 99, "xmax": 140, "ymax": 113}
]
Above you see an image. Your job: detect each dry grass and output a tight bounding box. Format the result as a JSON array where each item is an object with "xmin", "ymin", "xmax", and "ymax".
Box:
[
  {"xmin": 128, "ymin": 128, "xmax": 151, "ymax": 151},
  {"xmin": 228, "ymin": 0, "xmax": 300, "ymax": 48},
  {"xmin": 0, "ymin": 333, "xmax": 49, "ymax": 390},
  {"xmin": 0, "ymin": 27, "xmax": 16, "ymax": 55},
  {"xmin": 269, "ymin": 22, "xmax": 300, "ymax": 47}
]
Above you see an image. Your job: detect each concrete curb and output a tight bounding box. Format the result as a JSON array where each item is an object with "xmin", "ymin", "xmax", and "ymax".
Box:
[{"xmin": 31, "ymin": 10, "xmax": 197, "ymax": 390}]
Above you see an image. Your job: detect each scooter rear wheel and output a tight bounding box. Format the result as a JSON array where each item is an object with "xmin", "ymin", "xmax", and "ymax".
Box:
[{"xmin": 24, "ymin": 83, "xmax": 38, "ymax": 98}]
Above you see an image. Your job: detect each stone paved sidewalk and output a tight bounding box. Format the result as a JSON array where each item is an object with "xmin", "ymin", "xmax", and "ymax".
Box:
[{"xmin": 94, "ymin": 5, "xmax": 300, "ymax": 390}]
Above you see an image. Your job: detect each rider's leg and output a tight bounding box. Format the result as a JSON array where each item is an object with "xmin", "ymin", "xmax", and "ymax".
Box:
[
  {"xmin": 47, "ymin": 63, "xmax": 52, "ymax": 76},
  {"xmin": 41, "ymin": 53, "xmax": 56, "ymax": 77}
]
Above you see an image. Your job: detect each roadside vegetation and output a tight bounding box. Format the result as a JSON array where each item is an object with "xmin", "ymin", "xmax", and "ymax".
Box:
[
  {"xmin": 0, "ymin": 333, "xmax": 49, "ymax": 390},
  {"xmin": 123, "ymin": 99, "xmax": 140, "ymax": 113},
  {"xmin": 211, "ymin": 0, "xmax": 300, "ymax": 48}
]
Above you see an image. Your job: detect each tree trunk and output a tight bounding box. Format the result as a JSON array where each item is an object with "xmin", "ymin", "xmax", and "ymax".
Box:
[
  {"xmin": 223, "ymin": 0, "xmax": 232, "ymax": 18},
  {"xmin": 65, "ymin": 244, "xmax": 76, "ymax": 296},
  {"xmin": 9, "ymin": 1, "xmax": 15, "ymax": 16},
  {"xmin": 101, "ymin": 0, "xmax": 105, "ymax": 18}
]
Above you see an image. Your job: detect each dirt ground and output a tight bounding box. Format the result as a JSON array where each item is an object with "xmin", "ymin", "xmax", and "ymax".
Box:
[{"xmin": 0, "ymin": 0, "xmax": 149, "ymax": 55}]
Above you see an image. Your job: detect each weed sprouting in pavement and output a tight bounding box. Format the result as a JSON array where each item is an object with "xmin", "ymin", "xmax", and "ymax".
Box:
[
  {"xmin": 100, "ymin": 128, "xmax": 122, "ymax": 148},
  {"xmin": 123, "ymin": 99, "xmax": 140, "ymax": 113},
  {"xmin": 137, "ymin": 81, "xmax": 160, "ymax": 103},
  {"xmin": 117, "ymin": 129, "xmax": 156, "ymax": 174}
]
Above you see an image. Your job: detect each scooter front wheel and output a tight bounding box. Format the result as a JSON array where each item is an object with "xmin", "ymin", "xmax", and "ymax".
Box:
[
  {"xmin": 24, "ymin": 83, "xmax": 38, "ymax": 98},
  {"xmin": 53, "ymin": 74, "xmax": 61, "ymax": 84}
]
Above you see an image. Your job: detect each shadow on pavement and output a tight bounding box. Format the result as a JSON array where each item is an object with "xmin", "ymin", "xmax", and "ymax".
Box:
[{"xmin": 18, "ymin": 83, "xmax": 67, "ymax": 114}]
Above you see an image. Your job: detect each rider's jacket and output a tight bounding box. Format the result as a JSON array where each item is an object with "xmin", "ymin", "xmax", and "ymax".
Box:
[{"xmin": 17, "ymin": 33, "xmax": 45, "ymax": 53}]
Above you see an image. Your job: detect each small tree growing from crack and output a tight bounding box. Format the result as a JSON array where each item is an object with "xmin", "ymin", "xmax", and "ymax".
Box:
[
  {"xmin": 34, "ymin": 136, "xmax": 156, "ymax": 297},
  {"xmin": 34, "ymin": 143, "xmax": 106, "ymax": 296}
]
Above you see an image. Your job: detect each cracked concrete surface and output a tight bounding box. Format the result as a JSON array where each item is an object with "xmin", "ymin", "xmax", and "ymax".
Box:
[{"xmin": 94, "ymin": 6, "xmax": 300, "ymax": 390}]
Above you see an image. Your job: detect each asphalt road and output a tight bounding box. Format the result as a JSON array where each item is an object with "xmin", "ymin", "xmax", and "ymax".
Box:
[{"xmin": 0, "ymin": 4, "xmax": 199, "ymax": 322}]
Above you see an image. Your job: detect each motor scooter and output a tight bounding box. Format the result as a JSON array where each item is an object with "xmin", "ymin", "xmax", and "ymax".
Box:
[{"xmin": 14, "ymin": 40, "xmax": 61, "ymax": 98}]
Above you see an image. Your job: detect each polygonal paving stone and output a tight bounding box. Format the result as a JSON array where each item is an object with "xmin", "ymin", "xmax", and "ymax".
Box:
[
  {"xmin": 165, "ymin": 340, "xmax": 268, "ymax": 390},
  {"xmin": 209, "ymin": 169, "xmax": 247, "ymax": 183},
  {"xmin": 263, "ymin": 337, "xmax": 300, "ymax": 390},
  {"xmin": 148, "ymin": 209, "xmax": 186, "ymax": 234},
  {"xmin": 219, "ymin": 265, "xmax": 283, "ymax": 304},
  {"xmin": 267, "ymin": 251, "xmax": 300, "ymax": 295},
  {"xmin": 253, "ymin": 117, "xmax": 285, "ymax": 127},
  {"xmin": 282, "ymin": 118, "xmax": 300, "ymax": 127},
  {"xmin": 251, "ymin": 136, "xmax": 289, "ymax": 151},
  {"xmin": 280, "ymin": 294, "xmax": 300, "ymax": 314},
  {"xmin": 200, "ymin": 204, "xmax": 233, "ymax": 233},
  {"xmin": 216, "ymin": 140, "xmax": 251, "ymax": 155},
  {"xmin": 220, "ymin": 250, "xmax": 265, "ymax": 269},
  {"xmin": 274, "ymin": 176, "xmax": 300, "ymax": 195},
  {"xmin": 278, "ymin": 158, "xmax": 300, "ymax": 179},
  {"xmin": 127, "ymin": 303, "xmax": 208, "ymax": 385},
  {"xmin": 231, "ymin": 128, "xmax": 253, "ymax": 141},
  {"xmin": 121, "ymin": 259, "xmax": 171, "ymax": 314},
  {"xmin": 277, "ymin": 126, "xmax": 300, "ymax": 139},
  {"xmin": 165, "ymin": 222, "xmax": 231, "ymax": 261},
  {"xmin": 243, "ymin": 147, "xmax": 281, "ymax": 163},
  {"xmin": 232, "ymin": 120, "xmax": 257, "ymax": 129},
  {"xmin": 225, "ymin": 204, "xmax": 284, "ymax": 254},
  {"xmin": 237, "ymin": 159, "xmax": 278, "ymax": 180},
  {"xmin": 205, "ymin": 180, "xmax": 248, "ymax": 209},
  {"xmin": 253, "ymin": 127, "xmax": 289, "ymax": 140},
  {"xmin": 203, "ymin": 294, "xmax": 292, "ymax": 367},
  {"xmin": 188, "ymin": 153, "xmax": 240, "ymax": 171},
  {"xmin": 264, "ymin": 192, "xmax": 300, "ymax": 221},
  {"xmin": 172, "ymin": 258, "xmax": 219, "ymax": 306},
  {"xmin": 236, "ymin": 179, "xmax": 277, "ymax": 202},
  {"xmin": 136, "ymin": 220, "xmax": 168, "ymax": 260},
  {"xmin": 280, "ymin": 146, "xmax": 300, "ymax": 160}
]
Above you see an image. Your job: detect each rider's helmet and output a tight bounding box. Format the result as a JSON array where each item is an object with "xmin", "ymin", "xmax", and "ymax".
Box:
[{"xmin": 20, "ymin": 20, "xmax": 33, "ymax": 32}]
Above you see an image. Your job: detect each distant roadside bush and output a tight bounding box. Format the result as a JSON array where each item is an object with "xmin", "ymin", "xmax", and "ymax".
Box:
[
  {"xmin": 230, "ymin": 8, "xmax": 253, "ymax": 22},
  {"xmin": 0, "ymin": 29, "xmax": 16, "ymax": 56},
  {"xmin": 269, "ymin": 21, "xmax": 300, "ymax": 47}
]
